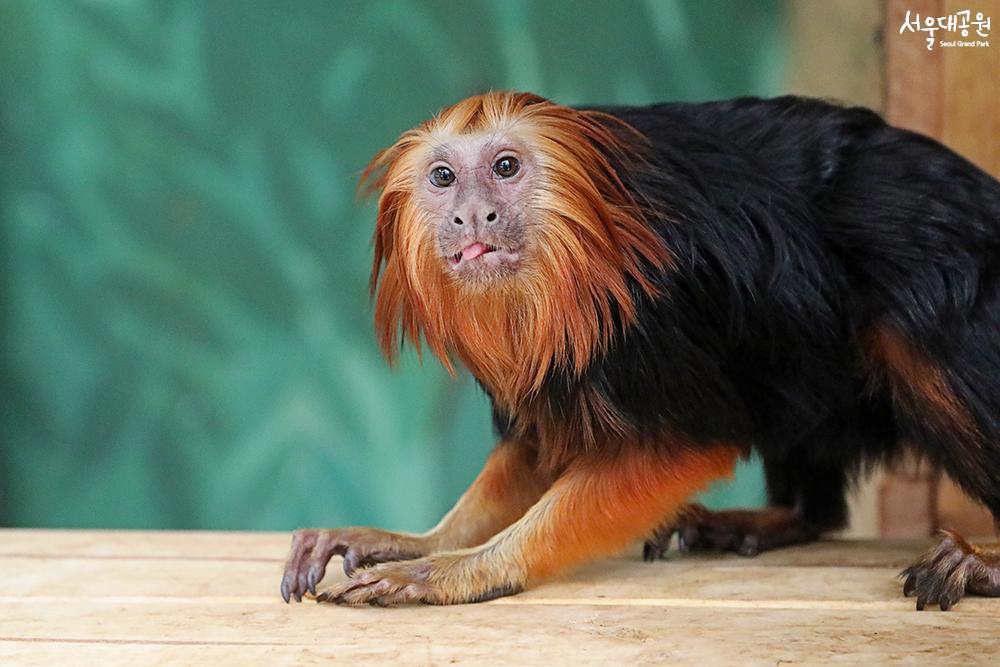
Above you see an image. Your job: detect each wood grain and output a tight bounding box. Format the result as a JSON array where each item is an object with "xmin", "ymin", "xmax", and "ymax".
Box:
[{"xmin": 1, "ymin": 530, "xmax": 999, "ymax": 665}]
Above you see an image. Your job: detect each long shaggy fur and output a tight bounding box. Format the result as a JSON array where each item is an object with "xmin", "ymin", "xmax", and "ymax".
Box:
[
  {"xmin": 363, "ymin": 91, "xmax": 1000, "ymax": 526},
  {"xmin": 363, "ymin": 93, "xmax": 668, "ymax": 411}
]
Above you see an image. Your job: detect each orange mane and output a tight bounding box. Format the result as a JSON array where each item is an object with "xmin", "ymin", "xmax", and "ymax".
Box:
[{"xmin": 361, "ymin": 91, "xmax": 670, "ymax": 413}]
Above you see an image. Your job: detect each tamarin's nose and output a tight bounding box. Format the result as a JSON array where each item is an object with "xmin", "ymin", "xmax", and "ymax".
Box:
[{"xmin": 452, "ymin": 209, "xmax": 496, "ymax": 226}]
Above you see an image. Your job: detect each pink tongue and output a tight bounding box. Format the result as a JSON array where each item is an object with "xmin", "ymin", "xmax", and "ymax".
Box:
[{"xmin": 461, "ymin": 242, "xmax": 490, "ymax": 262}]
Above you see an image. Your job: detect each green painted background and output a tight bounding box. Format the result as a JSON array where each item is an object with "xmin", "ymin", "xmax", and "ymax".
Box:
[{"xmin": 0, "ymin": 0, "xmax": 781, "ymax": 531}]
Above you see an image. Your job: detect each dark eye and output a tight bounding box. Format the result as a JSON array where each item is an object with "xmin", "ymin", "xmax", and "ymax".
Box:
[
  {"xmin": 430, "ymin": 166, "xmax": 455, "ymax": 187},
  {"xmin": 493, "ymin": 156, "xmax": 520, "ymax": 179}
]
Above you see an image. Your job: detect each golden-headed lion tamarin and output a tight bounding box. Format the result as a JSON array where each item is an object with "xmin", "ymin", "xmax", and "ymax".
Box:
[{"xmin": 281, "ymin": 91, "xmax": 1000, "ymax": 610}]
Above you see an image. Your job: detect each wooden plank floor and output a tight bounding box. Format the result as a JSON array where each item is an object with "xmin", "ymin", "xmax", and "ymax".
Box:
[{"xmin": 2, "ymin": 531, "xmax": 999, "ymax": 665}]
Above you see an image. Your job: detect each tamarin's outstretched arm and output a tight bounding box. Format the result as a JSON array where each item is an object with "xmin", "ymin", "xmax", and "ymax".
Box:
[
  {"xmin": 317, "ymin": 444, "xmax": 739, "ymax": 606},
  {"xmin": 281, "ymin": 439, "xmax": 550, "ymax": 602}
]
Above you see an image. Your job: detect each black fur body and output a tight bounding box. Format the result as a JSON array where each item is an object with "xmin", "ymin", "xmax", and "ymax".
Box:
[{"xmin": 494, "ymin": 96, "xmax": 1000, "ymax": 532}]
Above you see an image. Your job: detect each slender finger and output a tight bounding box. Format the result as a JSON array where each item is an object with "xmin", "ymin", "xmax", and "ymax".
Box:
[
  {"xmin": 938, "ymin": 556, "xmax": 972, "ymax": 611},
  {"xmin": 343, "ymin": 548, "xmax": 364, "ymax": 576},
  {"xmin": 923, "ymin": 548, "xmax": 966, "ymax": 608},
  {"xmin": 306, "ymin": 532, "xmax": 341, "ymax": 595},
  {"xmin": 901, "ymin": 568, "xmax": 919, "ymax": 597},
  {"xmin": 281, "ymin": 530, "xmax": 317, "ymax": 603}
]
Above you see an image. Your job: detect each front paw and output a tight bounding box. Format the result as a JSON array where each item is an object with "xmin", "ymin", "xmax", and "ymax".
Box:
[
  {"xmin": 280, "ymin": 527, "xmax": 426, "ymax": 603},
  {"xmin": 317, "ymin": 553, "xmax": 523, "ymax": 607}
]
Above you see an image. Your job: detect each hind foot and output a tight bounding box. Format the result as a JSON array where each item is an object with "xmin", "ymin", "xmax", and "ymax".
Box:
[
  {"xmin": 901, "ymin": 529, "xmax": 1000, "ymax": 611},
  {"xmin": 644, "ymin": 503, "xmax": 820, "ymax": 560}
]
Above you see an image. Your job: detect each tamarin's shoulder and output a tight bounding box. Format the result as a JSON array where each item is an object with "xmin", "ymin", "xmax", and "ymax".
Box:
[
  {"xmin": 582, "ymin": 95, "xmax": 884, "ymax": 132},
  {"xmin": 581, "ymin": 95, "xmax": 887, "ymax": 159},
  {"xmin": 580, "ymin": 95, "xmax": 894, "ymax": 202}
]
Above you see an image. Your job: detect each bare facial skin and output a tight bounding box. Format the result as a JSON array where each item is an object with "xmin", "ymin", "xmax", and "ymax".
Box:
[{"xmin": 413, "ymin": 133, "xmax": 536, "ymax": 286}]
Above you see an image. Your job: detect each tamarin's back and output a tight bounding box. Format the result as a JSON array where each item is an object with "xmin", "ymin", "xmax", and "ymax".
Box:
[
  {"xmin": 585, "ymin": 97, "xmax": 1000, "ymax": 465},
  {"xmin": 598, "ymin": 96, "xmax": 1000, "ymax": 318}
]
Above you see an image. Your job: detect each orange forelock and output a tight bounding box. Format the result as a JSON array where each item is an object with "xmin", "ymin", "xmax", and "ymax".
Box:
[{"xmin": 362, "ymin": 91, "xmax": 672, "ymax": 409}]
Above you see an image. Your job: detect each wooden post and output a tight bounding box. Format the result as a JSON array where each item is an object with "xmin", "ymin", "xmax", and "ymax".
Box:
[{"xmin": 882, "ymin": 0, "xmax": 999, "ymax": 538}]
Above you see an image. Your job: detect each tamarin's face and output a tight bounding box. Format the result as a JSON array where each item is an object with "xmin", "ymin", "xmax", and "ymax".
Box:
[
  {"xmin": 412, "ymin": 133, "xmax": 535, "ymax": 286},
  {"xmin": 365, "ymin": 92, "xmax": 668, "ymax": 385}
]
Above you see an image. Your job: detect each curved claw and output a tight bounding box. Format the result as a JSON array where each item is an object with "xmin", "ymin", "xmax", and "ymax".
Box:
[
  {"xmin": 343, "ymin": 549, "xmax": 363, "ymax": 576},
  {"xmin": 307, "ymin": 564, "xmax": 323, "ymax": 596},
  {"xmin": 737, "ymin": 534, "xmax": 760, "ymax": 557}
]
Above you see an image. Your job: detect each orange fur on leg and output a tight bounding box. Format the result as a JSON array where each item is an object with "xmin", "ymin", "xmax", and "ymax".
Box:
[
  {"xmin": 520, "ymin": 444, "xmax": 740, "ymax": 582},
  {"xmin": 424, "ymin": 439, "xmax": 553, "ymax": 551},
  {"xmin": 321, "ymin": 443, "xmax": 739, "ymax": 605}
]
